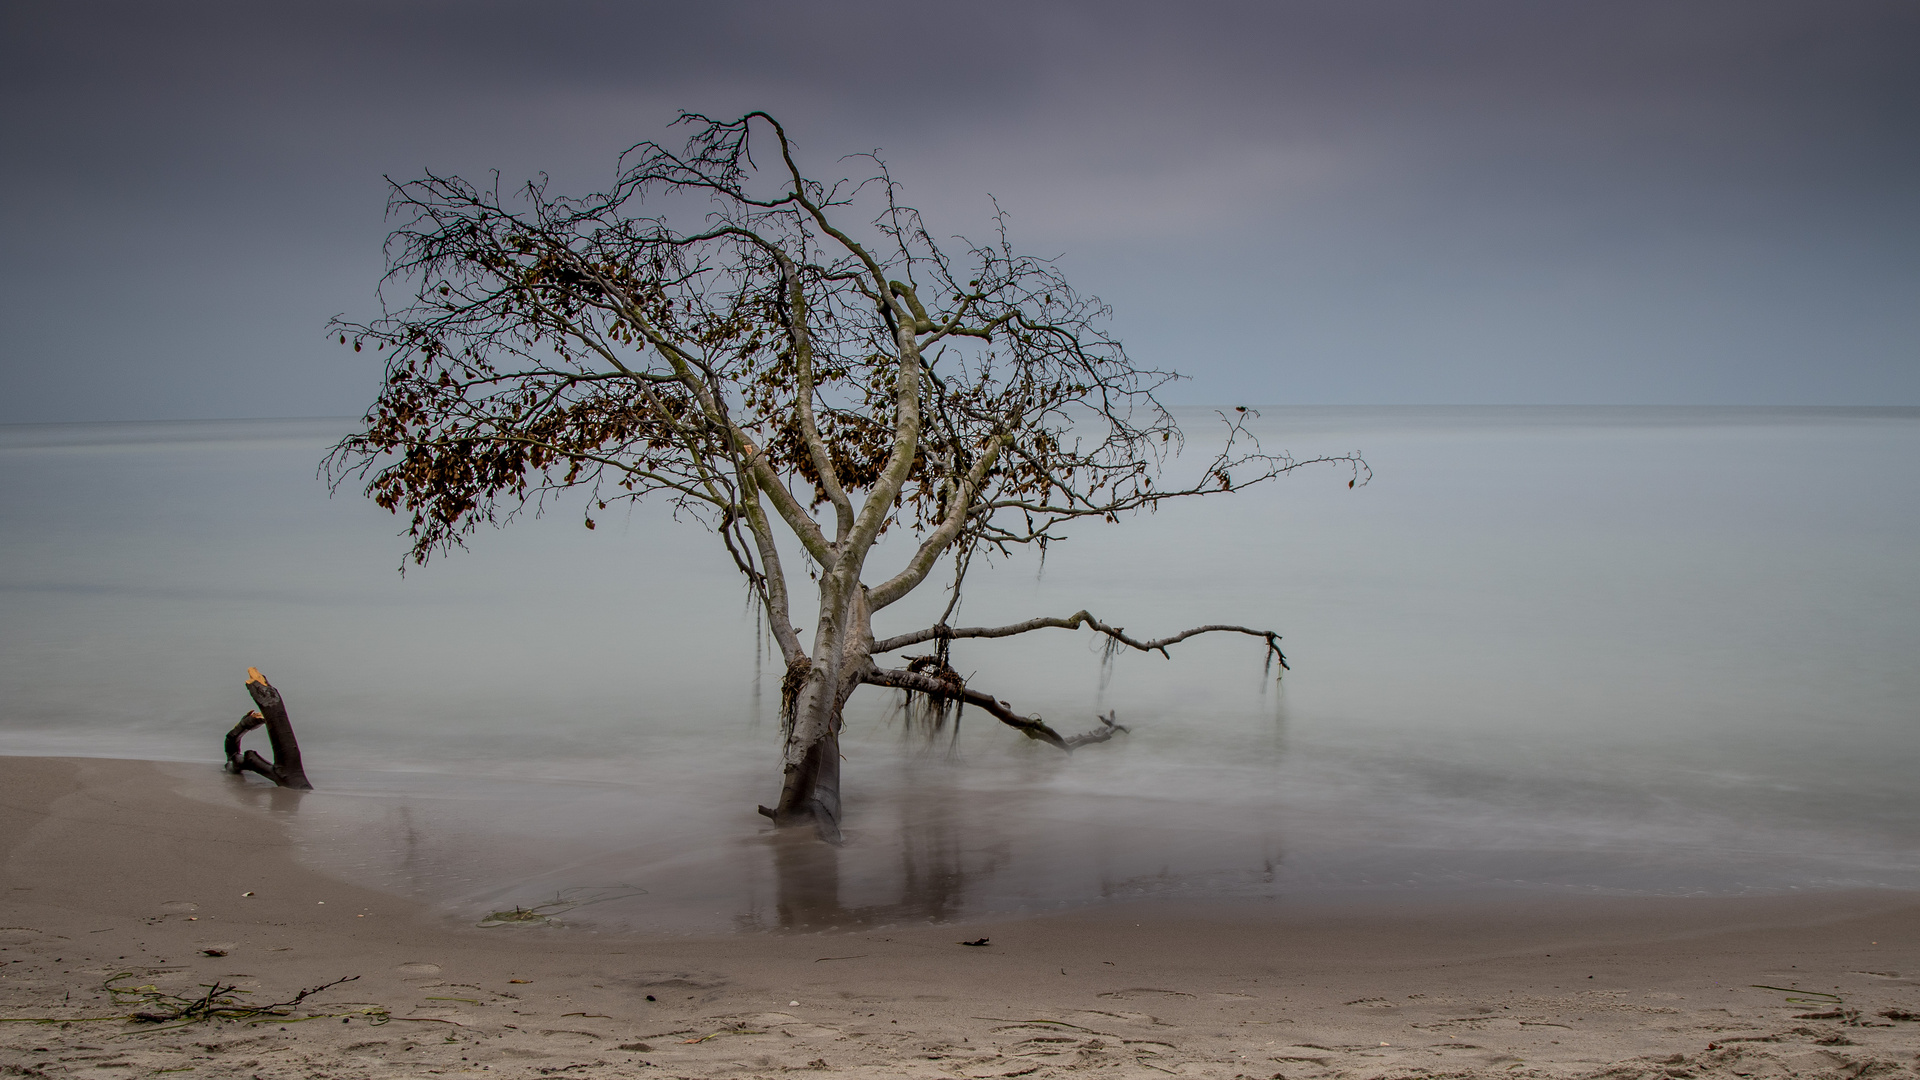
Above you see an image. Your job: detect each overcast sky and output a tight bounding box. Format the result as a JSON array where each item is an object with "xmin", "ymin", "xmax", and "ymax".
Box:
[{"xmin": 2, "ymin": 0, "xmax": 1915, "ymax": 422}]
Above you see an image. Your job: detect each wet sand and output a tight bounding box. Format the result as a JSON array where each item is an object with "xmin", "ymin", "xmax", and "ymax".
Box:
[{"xmin": 3, "ymin": 755, "xmax": 1916, "ymax": 1079}]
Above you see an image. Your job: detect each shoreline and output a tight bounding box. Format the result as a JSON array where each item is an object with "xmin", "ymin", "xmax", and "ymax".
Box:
[{"xmin": 3, "ymin": 755, "xmax": 1916, "ymax": 1079}]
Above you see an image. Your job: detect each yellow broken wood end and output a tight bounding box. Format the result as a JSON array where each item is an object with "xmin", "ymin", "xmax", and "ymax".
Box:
[{"xmin": 246, "ymin": 666, "xmax": 265, "ymax": 685}]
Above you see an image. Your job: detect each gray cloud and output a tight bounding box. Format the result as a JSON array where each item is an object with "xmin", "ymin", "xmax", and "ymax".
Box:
[{"xmin": 2, "ymin": 0, "xmax": 1915, "ymax": 420}]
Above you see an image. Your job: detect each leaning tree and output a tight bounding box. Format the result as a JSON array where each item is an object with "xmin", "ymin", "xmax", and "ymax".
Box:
[{"xmin": 328, "ymin": 113, "xmax": 1366, "ymax": 841}]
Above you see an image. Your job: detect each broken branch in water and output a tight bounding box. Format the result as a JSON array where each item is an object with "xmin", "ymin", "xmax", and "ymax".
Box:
[
  {"xmin": 861, "ymin": 663, "xmax": 1127, "ymax": 750},
  {"xmin": 222, "ymin": 667, "xmax": 313, "ymax": 789}
]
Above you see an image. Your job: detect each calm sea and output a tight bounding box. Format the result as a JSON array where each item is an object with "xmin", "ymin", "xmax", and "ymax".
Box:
[{"xmin": 2, "ymin": 407, "xmax": 1915, "ymax": 931}]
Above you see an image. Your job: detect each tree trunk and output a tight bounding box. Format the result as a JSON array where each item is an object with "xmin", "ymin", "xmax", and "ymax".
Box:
[
  {"xmin": 759, "ymin": 581, "xmax": 870, "ymax": 842},
  {"xmin": 223, "ymin": 667, "xmax": 312, "ymax": 790},
  {"xmin": 764, "ymin": 717, "xmax": 843, "ymax": 839}
]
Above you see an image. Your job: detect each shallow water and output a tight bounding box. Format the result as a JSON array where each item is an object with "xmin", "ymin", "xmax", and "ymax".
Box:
[{"xmin": 2, "ymin": 408, "xmax": 1916, "ymax": 931}]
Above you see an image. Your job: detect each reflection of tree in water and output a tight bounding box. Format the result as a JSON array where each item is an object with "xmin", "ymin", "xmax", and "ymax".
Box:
[{"xmin": 746, "ymin": 784, "xmax": 1010, "ymax": 931}]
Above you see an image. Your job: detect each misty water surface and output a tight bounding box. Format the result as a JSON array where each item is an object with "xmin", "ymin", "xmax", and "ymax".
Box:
[{"xmin": 1, "ymin": 407, "xmax": 1915, "ymax": 931}]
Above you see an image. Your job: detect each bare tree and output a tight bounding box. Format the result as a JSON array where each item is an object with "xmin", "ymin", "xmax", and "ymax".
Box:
[{"xmin": 327, "ymin": 112, "xmax": 1367, "ymax": 841}]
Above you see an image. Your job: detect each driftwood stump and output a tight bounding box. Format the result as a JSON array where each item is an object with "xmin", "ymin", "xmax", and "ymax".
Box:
[{"xmin": 223, "ymin": 667, "xmax": 312, "ymax": 789}]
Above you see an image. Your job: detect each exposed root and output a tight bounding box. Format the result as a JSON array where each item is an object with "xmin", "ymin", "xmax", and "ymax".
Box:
[
  {"xmin": 779, "ymin": 656, "xmax": 814, "ymax": 737},
  {"xmin": 901, "ymin": 653, "xmax": 968, "ymax": 744}
]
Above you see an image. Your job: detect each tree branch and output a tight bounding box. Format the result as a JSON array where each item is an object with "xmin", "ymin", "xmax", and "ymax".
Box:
[
  {"xmin": 593, "ymin": 274, "xmax": 839, "ymax": 568},
  {"xmin": 866, "ymin": 431, "xmax": 1009, "ymax": 611},
  {"xmin": 870, "ymin": 610, "xmax": 1288, "ymax": 670},
  {"xmin": 859, "ymin": 666, "xmax": 1128, "ymax": 751},
  {"xmin": 734, "ymin": 469, "xmax": 805, "ymax": 663},
  {"xmin": 776, "ymin": 252, "xmax": 855, "ymax": 543}
]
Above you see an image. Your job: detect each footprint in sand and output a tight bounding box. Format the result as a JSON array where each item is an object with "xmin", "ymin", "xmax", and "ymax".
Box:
[{"xmin": 396, "ymin": 962, "xmax": 443, "ymax": 976}]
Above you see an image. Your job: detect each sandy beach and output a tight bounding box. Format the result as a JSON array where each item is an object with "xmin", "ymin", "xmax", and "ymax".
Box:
[{"xmin": 2, "ymin": 756, "xmax": 1915, "ymax": 1080}]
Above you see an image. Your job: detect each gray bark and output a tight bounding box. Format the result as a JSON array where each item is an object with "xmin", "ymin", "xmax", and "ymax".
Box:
[{"xmin": 761, "ymin": 580, "xmax": 872, "ymax": 841}]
